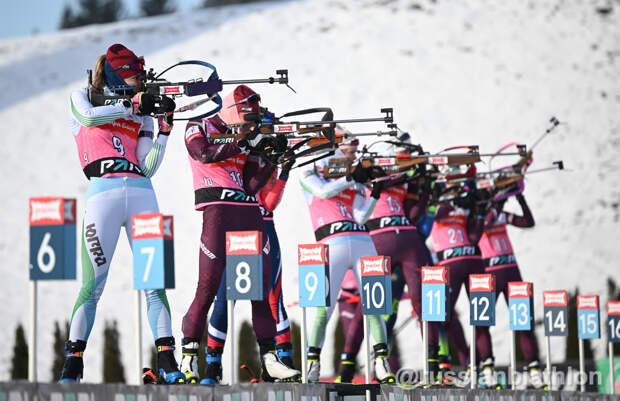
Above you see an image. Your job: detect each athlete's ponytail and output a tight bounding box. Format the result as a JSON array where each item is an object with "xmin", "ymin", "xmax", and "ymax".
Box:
[{"xmin": 92, "ymin": 55, "xmax": 107, "ymax": 93}]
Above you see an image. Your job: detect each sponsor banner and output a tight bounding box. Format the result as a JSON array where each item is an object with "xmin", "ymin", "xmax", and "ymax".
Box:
[
  {"xmin": 608, "ymin": 301, "xmax": 620, "ymax": 316},
  {"xmin": 577, "ymin": 295, "xmax": 599, "ymax": 310},
  {"xmin": 361, "ymin": 256, "xmax": 391, "ymax": 276},
  {"xmin": 421, "ymin": 266, "xmax": 448, "ymax": 284},
  {"xmin": 63, "ymin": 199, "xmax": 77, "ymax": 224},
  {"xmin": 160, "ymin": 85, "xmax": 183, "ymax": 95},
  {"xmin": 29, "ymin": 197, "xmax": 64, "ymax": 226},
  {"xmin": 375, "ymin": 157, "xmax": 396, "ymax": 166},
  {"xmin": 508, "ymin": 281, "xmax": 532, "ymax": 298},
  {"xmin": 469, "ymin": 274, "xmax": 495, "ymax": 292},
  {"xmin": 131, "ymin": 213, "xmax": 163, "ymax": 240},
  {"xmin": 274, "ymin": 124, "xmax": 295, "ymax": 133},
  {"xmin": 163, "ymin": 215, "xmax": 174, "ymax": 240},
  {"xmin": 298, "ymin": 243, "xmax": 328, "ymax": 266},
  {"xmin": 543, "ymin": 290, "xmax": 568, "ymax": 307},
  {"xmin": 226, "ymin": 231, "xmax": 261, "ymax": 255},
  {"xmin": 428, "ymin": 156, "xmax": 449, "ymax": 165}
]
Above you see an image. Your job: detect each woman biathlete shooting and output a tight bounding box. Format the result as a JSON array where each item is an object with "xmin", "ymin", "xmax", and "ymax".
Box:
[
  {"xmin": 60, "ymin": 44, "xmax": 183, "ymax": 383},
  {"xmin": 180, "ymin": 85, "xmax": 299, "ymax": 383},
  {"xmin": 299, "ymin": 129, "xmax": 395, "ymax": 383}
]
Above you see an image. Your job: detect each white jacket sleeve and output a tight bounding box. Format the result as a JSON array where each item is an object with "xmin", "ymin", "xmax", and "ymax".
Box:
[
  {"xmin": 70, "ymin": 90, "xmax": 131, "ymax": 127},
  {"xmin": 299, "ymin": 167, "xmax": 354, "ymax": 199},
  {"xmin": 138, "ymin": 134, "xmax": 168, "ymax": 178},
  {"xmin": 352, "ymin": 185, "xmax": 377, "ymax": 224}
]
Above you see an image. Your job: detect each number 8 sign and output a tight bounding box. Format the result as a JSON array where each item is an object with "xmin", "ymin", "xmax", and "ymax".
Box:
[
  {"xmin": 226, "ymin": 231, "xmax": 263, "ymax": 300},
  {"xmin": 360, "ymin": 256, "xmax": 391, "ymax": 315},
  {"xmin": 298, "ymin": 244, "xmax": 330, "ymax": 307}
]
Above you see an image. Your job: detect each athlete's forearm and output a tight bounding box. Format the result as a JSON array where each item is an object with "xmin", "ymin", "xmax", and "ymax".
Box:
[
  {"xmin": 141, "ymin": 135, "xmax": 168, "ymax": 178},
  {"xmin": 243, "ymin": 155, "xmax": 277, "ymax": 196},
  {"xmin": 299, "ymin": 172, "xmax": 353, "ymax": 199},
  {"xmin": 186, "ymin": 136, "xmax": 241, "ymax": 164},
  {"xmin": 261, "ymin": 178, "xmax": 287, "ymax": 212},
  {"xmin": 353, "ymin": 192, "xmax": 377, "ymax": 224},
  {"xmin": 70, "ymin": 90, "xmax": 130, "ymax": 127},
  {"xmin": 508, "ymin": 194, "xmax": 535, "ymax": 227}
]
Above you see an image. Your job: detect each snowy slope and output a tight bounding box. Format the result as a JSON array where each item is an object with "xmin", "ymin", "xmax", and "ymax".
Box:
[{"xmin": 1, "ymin": 0, "xmax": 619, "ymax": 383}]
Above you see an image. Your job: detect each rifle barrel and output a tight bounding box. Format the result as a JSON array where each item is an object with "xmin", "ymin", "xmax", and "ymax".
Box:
[
  {"xmin": 222, "ymin": 78, "xmax": 286, "ymax": 85},
  {"xmin": 294, "ymin": 117, "xmax": 391, "ymax": 125}
]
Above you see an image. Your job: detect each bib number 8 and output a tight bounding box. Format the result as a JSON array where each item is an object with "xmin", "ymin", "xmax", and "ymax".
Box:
[{"xmin": 235, "ymin": 262, "xmax": 251, "ymax": 294}]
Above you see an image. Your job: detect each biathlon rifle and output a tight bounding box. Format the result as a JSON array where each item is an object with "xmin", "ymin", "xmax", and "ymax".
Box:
[
  {"xmin": 207, "ymin": 107, "xmax": 395, "ymax": 165},
  {"xmin": 87, "ymin": 60, "xmax": 292, "ymax": 120}
]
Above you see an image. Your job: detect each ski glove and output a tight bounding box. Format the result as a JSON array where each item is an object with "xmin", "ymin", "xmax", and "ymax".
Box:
[
  {"xmin": 132, "ymin": 92, "xmax": 156, "ymax": 115},
  {"xmin": 156, "ymin": 95, "xmax": 176, "ymax": 114},
  {"xmin": 347, "ymin": 163, "xmax": 370, "ymax": 183},
  {"xmin": 371, "ymin": 181, "xmax": 384, "ymax": 199},
  {"xmin": 279, "ymin": 157, "xmax": 295, "ymax": 180},
  {"xmin": 158, "ymin": 113, "xmax": 174, "ymax": 135}
]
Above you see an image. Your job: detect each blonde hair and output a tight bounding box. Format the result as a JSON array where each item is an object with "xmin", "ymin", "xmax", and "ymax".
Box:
[{"xmin": 91, "ymin": 55, "xmax": 107, "ymax": 93}]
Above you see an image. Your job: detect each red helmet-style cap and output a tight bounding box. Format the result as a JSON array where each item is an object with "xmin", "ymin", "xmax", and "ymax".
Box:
[
  {"xmin": 106, "ymin": 44, "xmax": 144, "ymax": 79},
  {"xmin": 218, "ymin": 85, "xmax": 261, "ymax": 126}
]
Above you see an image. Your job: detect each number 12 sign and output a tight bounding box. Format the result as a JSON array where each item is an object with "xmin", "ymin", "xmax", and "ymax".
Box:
[
  {"xmin": 577, "ymin": 295, "xmax": 600, "ymax": 340},
  {"xmin": 469, "ymin": 274, "xmax": 496, "ymax": 326},
  {"xmin": 298, "ymin": 244, "xmax": 330, "ymax": 307},
  {"xmin": 508, "ymin": 282, "xmax": 533, "ymax": 331}
]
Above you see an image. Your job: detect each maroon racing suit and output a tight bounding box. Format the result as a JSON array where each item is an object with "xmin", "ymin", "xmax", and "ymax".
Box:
[
  {"xmin": 476, "ymin": 194, "xmax": 540, "ymax": 362},
  {"xmin": 181, "ymin": 115, "xmax": 277, "ymax": 344}
]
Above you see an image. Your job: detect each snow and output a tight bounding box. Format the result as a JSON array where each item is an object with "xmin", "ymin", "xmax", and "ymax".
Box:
[{"xmin": 0, "ymin": 0, "xmax": 619, "ymax": 384}]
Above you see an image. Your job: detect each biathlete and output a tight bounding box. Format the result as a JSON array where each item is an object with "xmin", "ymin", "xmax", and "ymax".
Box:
[
  {"xmin": 60, "ymin": 44, "xmax": 183, "ymax": 383},
  {"xmin": 299, "ymin": 131, "xmax": 395, "ymax": 383},
  {"xmin": 180, "ymin": 85, "xmax": 299, "ymax": 383}
]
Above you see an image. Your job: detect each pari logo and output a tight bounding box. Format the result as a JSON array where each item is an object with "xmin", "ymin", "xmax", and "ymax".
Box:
[
  {"xmin": 577, "ymin": 295, "xmax": 599, "ymax": 310},
  {"xmin": 422, "ymin": 266, "xmax": 447, "ymax": 284},
  {"xmin": 226, "ymin": 231, "xmax": 260, "ymax": 255},
  {"xmin": 469, "ymin": 274, "xmax": 494, "ymax": 292},
  {"xmin": 132, "ymin": 214, "xmax": 163, "ymax": 239},
  {"xmin": 508, "ymin": 282, "xmax": 531, "ymax": 298},
  {"xmin": 298, "ymin": 245, "xmax": 326, "ymax": 265},
  {"xmin": 361, "ymin": 256, "xmax": 390, "ymax": 276},
  {"xmin": 543, "ymin": 291, "xmax": 568, "ymax": 306},
  {"xmin": 30, "ymin": 198, "xmax": 64, "ymax": 225}
]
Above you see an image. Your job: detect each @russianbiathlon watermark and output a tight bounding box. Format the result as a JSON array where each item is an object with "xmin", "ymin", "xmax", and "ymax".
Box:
[{"xmin": 395, "ymin": 367, "xmax": 604, "ymax": 388}]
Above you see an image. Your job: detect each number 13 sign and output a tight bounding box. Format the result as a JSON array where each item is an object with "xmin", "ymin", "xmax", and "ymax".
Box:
[{"xmin": 508, "ymin": 282, "xmax": 534, "ymax": 331}]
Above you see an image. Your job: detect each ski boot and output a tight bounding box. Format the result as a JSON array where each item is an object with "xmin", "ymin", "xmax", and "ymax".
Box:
[
  {"xmin": 260, "ymin": 351, "xmax": 301, "ymax": 382},
  {"xmin": 527, "ymin": 360, "xmax": 548, "ymax": 390},
  {"xmin": 179, "ymin": 338, "xmax": 200, "ymax": 384},
  {"xmin": 58, "ymin": 340, "xmax": 86, "ymax": 383},
  {"xmin": 373, "ymin": 343, "xmax": 395, "ymax": 384},
  {"xmin": 480, "ymin": 357, "xmax": 501, "ymax": 389},
  {"xmin": 156, "ymin": 337, "xmax": 186, "ymax": 384},
  {"xmin": 451, "ymin": 365, "xmax": 473, "ymax": 389},
  {"xmin": 307, "ymin": 347, "xmax": 321, "ymax": 383},
  {"xmin": 335, "ymin": 352, "xmax": 356, "ymax": 383},
  {"xmin": 142, "ymin": 368, "xmax": 159, "ymax": 384},
  {"xmin": 276, "ymin": 342, "xmax": 295, "ymax": 370},
  {"xmin": 200, "ymin": 346, "xmax": 223, "ymax": 385},
  {"xmin": 438, "ymin": 354, "xmax": 455, "ymax": 386}
]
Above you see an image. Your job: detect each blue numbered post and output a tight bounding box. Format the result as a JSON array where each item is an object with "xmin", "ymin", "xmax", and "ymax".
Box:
[
  {"xmin": 132, "ymin": 213, "xmax": 175, "ymax": 290},
  {"xmin": 508, "ymin": 282, "xmax": 534, "ymax": 331},
  {"xmin": 298, "ymin": 244, "xmax": 330, "ymax": 307},
  {"xmin": 360, "ymin": 256, "xmax": 392, "ymax": 315},
  {"xmin": 609, "ymin": 301, "xmax": 620, "ymax": 343},
  {"xmin": 543, "ymin": 291, "xmax": 568, "ymax": 337},
  {"xmin": 577, "ymin": 295, "xmax": 600, "ymax": 340},
  {"xmin": 162, "ymin": 215, "xmax": 175, "ymax": 289},
  {"xmin": 421, "ymin": 266, "xmax": 450, "ymax": 322},
  {"xmin": 469, "ymin": 274, "xmax": 496, "ymax": 326},
  {"xmin": 29, "ymin": 197, "xmax": 76, "ymax": 280},
  {"xmin": 225, "ymin": 231, "xmax": 263, "ymax": 300}
]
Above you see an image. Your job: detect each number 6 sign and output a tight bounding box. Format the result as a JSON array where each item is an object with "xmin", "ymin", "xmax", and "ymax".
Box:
[
  {"xmin": 226, "ymin": 231, "xmax": 263, "ymax": 300},
  {"xmin": 298, "ymin": 244, "xmax": 330, "ymax": 307}
]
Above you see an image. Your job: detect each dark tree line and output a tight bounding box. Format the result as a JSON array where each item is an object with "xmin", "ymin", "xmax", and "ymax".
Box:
[{"xmin": 60, "ymin": 0, "xmax": 177, "ymax": 29}]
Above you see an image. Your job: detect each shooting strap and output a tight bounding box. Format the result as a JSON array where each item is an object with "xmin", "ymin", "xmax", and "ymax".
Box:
[{"xmin": 83, "ymin": 157, "xmax": 144, "ymax": 179}]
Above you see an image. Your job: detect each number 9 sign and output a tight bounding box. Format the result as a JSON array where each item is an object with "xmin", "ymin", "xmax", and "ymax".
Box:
[
  {"xmin": 577, "ymin": 295, "xmax": 600, "ymax": 340},
  {"xmin": 298, "ymin": 244, "xmax": 330, "ymax": 307},
  {"xmin": 508, "ymin": 282, "xmax": 533, "ymax": 331},
  {"xmin": 360, "ymin": 256, "xmax": 392, "ymax": 315},
  {"xmin": 226, "ymin": 231, "xmax": 263, "ymax": 300}
]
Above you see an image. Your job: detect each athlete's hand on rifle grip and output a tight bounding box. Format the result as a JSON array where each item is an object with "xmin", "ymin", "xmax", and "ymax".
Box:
[
  {"xmin": 371, "ymin": 181, "xmax": 384, "ymax": 199},
  {"xmin": 347, "ymin": 163, "xmax": 370, "ymax": 183},
  {"xmin": 156, "ymin": 95, "xmax": 176, "ymax": 114},
  {"xmin": 131, "ymin": 92, "xmax": 156, "ymax": 115},
  {"xmin": 158, "ymin": 113, "xmax": 174, "ymax": 135},
  {"xmin": 279, "ymin": 157, "xmax": 295, "ymax": 179}
]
